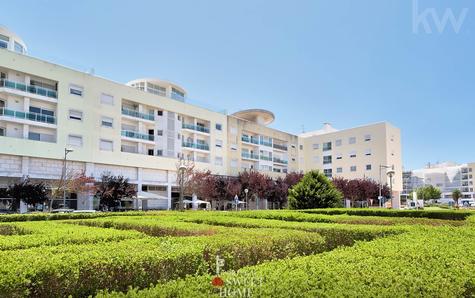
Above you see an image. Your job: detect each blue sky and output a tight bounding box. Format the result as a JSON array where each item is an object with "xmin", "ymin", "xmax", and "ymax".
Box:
[{"xmin": 2, "ymin": 0, "xmax": 474, "ymax": 170}]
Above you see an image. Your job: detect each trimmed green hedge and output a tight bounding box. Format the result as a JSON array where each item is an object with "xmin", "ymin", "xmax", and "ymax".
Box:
[
  {"xmin": 0, "ymin": 228, "xmax": 328, "ymax": 297},
  {"xmin": 100, "ymin": 226, "xmax": 475, "ymax": 297},
  {"xmin": 301, "ymin": 208, "xmax": 473, "ymax": 220}
]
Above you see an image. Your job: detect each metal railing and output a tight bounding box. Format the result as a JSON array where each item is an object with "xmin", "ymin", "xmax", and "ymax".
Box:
[
  {"xmin": 182, "ymin": 141, "xmax": 210, "ymax": 151},
  {"xmin": 182, "ymin": 123, "xmax": 210, "ymax": 133},
  {"xmin": 121, "ymin": 107, "xmax": 155, "ymax": 121},
  {"xmin": 121, "ymin": 130, "xmax": 154, "ymax": 141},
  {"xmin": 273, "ymin": 143, "xmax": 288, "ymax": 151},
  {"xmin": 0, "ymin": 107, "xmax": 56, "ymax": 124},
  {"xmin": 241, "ymin": 135, "xmax": 259, "ymax": 144},
  {"xmin": 0, "ymin": 79, "xmax": 57, "ymax": 99},
  {"xmin": 242, "ymin": 152, "xmax": 259, "ymax": 160}
]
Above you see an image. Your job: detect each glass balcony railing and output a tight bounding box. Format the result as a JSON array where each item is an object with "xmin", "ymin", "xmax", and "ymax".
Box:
[
  {"xmin": 121, "ymin": 107, "xmax": 155, "ymax": 121},
  {"xmin": 242, "ymin": 152, "xmax": 259, "ymax": 160},
  {"xmin": 273, "ymin": 157, "xmax": 288, "ymax": 164},
  {"xmin": 260, "ymin": 155, "xmax": 273, "ymax": 161},
  {"xmin": 241, "ymin": 135, "xmax": 259, "ymax": 144},
  {"xmin": 260, "ymin": 140, "xmax": 273, "ymax": 147},
  {"xmin": 0, "ymin": 79, "xmax": 57, "ymax": 99},
  {"xmin": 121, "ymin": 130, "xmax": 154, "ymax": 141},
  {"xmin": 182, "ymin": 123, "xmax": 210, "ymax": 133},
  {"xmin": 0, "ymin": 108, "xmax": 56, "ymax": 124},
  {"xmin": 273, "ymin": 143, "xmax": 288, "ymax": 151},
  {"xmin": 182, "ymin": 141, "xmax": 210, "ymax": 151}
]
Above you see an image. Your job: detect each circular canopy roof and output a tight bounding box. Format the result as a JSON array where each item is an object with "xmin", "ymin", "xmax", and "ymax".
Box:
[{"xmin": 232, "ymin": 109, "xmax": 275, "ymax": 126}]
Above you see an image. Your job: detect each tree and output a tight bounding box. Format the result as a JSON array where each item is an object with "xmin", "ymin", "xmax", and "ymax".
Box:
[
  {"xmin": 333, "ymin": 177, "xmax": 390, "ymax": 207},
  {"xmin": 8, "ymin": 178, "xmax": 48, "ymax": 211},
  {"xmin": 50, "ymin": 170, "xmax": 95, "ymax": 211},
  {"xmin": 416, "ymin": 185, "xmax": 441, "ymax": 202},
  {"xmin": 96, "ymin": 174, "xmax": 136, "ymax": 210},
  {"xmin": 238, "ymin": 171, "xmax": 268, "ymax": 209},
  {"xmin": 452, "ymin": 189, "xmax": 462, "ymax": 208},
  {"xmin": 175, "ymin": 158, "xmax": 195, "ymax": 210},
  {"xmin": 288, "ymin": 170, "xmax": 343, "ymax": 209}
]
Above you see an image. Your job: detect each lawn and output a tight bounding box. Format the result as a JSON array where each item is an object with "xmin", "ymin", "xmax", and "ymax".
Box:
[{"xmin": 0, "ymin": 209, "xmax": 474, "ymax": 297}]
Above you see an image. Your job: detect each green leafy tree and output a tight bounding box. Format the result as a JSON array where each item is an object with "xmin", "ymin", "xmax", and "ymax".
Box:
[
  {"xmin": 452, "ymin": 189, "xmax": 462, "ymax": 208},
  {"xmin": 416, "ymin": 185, "xmax": 441, "ymax": 202},
  {"xmin": 287, "ymin": 170, "xmax": 343, "ymax": 209}
]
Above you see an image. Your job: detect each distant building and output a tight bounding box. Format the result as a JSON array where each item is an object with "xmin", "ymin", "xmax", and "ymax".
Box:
[{"xmin": 403, "ymin": 162, "xmax": 475, "ymax": 200}]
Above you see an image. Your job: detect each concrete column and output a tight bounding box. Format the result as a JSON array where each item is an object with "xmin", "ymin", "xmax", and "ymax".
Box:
[
  {"xmin": 23, "ymin": 97, "xmax": 30, "ymax": 112},
  {"xmin": 167, "ymin": 172, "xmax": 173, "ymax": 210},
  {"xmin": 21, "ymin": 156, "xmax": 29, "ymax": 177},
  {"xmin": 22, "ymin": 124, "xmax": 29, "ymax": 139}
]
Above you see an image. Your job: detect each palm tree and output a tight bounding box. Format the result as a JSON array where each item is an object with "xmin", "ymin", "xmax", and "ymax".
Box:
[{"xmin": 452, "ymin": 189, "xmax": 462, "ymax": 209}]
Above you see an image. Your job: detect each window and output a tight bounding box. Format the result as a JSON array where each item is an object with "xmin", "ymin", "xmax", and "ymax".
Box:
[
  {"xmin": 323, "ymin": 142, "xmax": 332, "ymax": 151},
  {"xmin": 29, "ymin": 106, "xmax": 54, "ymax": 116},
  {"xmin": 147, "ymin": 83, "xmax": 166, "ymax": 96},
  {"xmin": 349, "ymin": 137, "xmax": 356, "ymax": 144},
  {"xmin": 349, "ymin": 151, "xmax": 356, "ymax": 158},
  {"xmin": 336, "ymin": 153, "xmax": 342, "ymax": 160},
  {"xmin": 312, "ymin": 143, "xmax": 319, "ymax": 150},
  {"xmin": 100, "ymin": 93, "xmax": 114, "ymax": 105},
  {"xmin": 365, "ymin": 149, "xmax": 372, "ymax": 156},
  {"xmin": 69, "ymin": 85, "xmax": 83, "ymax": 96},
  {"xmin": 0, "ymin": 34, "xmax": 8, "ymax": 49},
  {"xmin": 157, "ymin": 110, "xmax": 163, "ymax": 116},
  {"xmin": 335, "ymin": 139, "xmax": 342, "ymax": 146},
  {"xmin": 28, "ymin": 132, "xmax": 40, "ymax": 141},
  {"xmin": 336, "ymin": 167, "xmax": 343, "ymax": 173},
  {"xmin": 0, "ymin": 127, "xmax": 5, "ymax": 136},
  {"xmin": 14, "ymin": 42, "xmax": 24, "ymax": 54},
  {"xmin": 68, "ymin": 135, "xmax": 83, "ymax": 147},
  {"xmin": 350, "ymin": 166, "xmax": 357, "ymax": 172},
  {"xmin": 215, "ymin": 156, "xmax": 223, "ymax": 166},
  {"xmin": 323, "ymin": 155, "xmax": 332, "ymax": 164},
  {"xmin": 299, "ymin": 145, "xmax": 303, "ymax": 150},
  {"xmin": 148, "ymin": 149, "xmax": 154, "ymax": 156},
  {"xmin": 101, "ymin": 116, "xmax": 113, "ymax": 128},
  {"xmin": 291, "ymin": 144, "xmax": 296, "ymax": 149},
  {"xmin": 157, "ymin": 150, "xmax": 163, "ymax": 156},
  {"xmin": 99, "ymin": 139, "xmax": 113, "ymax": 151},
  {"xmin": 157, "ymin": 130, "xmax": 163, "ymax": 136},
  {"xmin": 177, "ymin": 133, "xmax": 180, "ymax": 140},
  {"xmin": 69, "ymin": 110, "xmax": 83, "ymax": 121},
  {"xmin": 216, "ymin": 139, "xmax": 223, "ymax": 148},
  {"xmin": 323, "ymin": 169, "xmax": 332, "ymax": 178},
  {"xmin": 366, "ymin": 164, "xmax": 372, "ymax": 171},
  {"xmin": 364, "ymin": 134, "xmax": 372, "ymax": 142},
  {"xmin": 215, "ymin": 123, "xmax": 222, "ymax": 131}
]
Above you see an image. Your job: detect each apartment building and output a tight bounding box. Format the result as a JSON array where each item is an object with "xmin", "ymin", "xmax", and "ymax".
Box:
[
  {"xmin": 299, "ymin": 122, "xmax": 403, "ymax": 199},
  {"xmin": 403, "ymin": 162, "xmax": 475, "ymax": 200},
  {"xmin": 0, "ymin": 27, "xmax": 403, "ymax": 210}
]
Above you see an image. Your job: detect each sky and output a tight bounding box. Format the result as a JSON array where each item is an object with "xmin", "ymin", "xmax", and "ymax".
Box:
[{"xmin": 2, "ymin": 0, "xmax": 474, "ymax": 170}]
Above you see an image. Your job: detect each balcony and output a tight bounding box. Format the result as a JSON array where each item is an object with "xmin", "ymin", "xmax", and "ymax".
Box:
[
  {"xmin": 242, "ymin": 152, "xmax": 259, "ymax": 160},
  {"xmin": 273, "ymin": 143, "xmax": 288, "ymax": 151},
  {"xmin": 0, "ymin": 79, "xmax": 57, "ymax": 99},
  {"xmin": 0, "ymin": 108, "xmax": 56, "ymax": 125},
  {"xmin": 241, "ymin": 135, "xmax": 259, "ymax": 145},
  {"xmin": 121, "ymin": 130, "xmax": 154, "ymax": 142},
  {"xmin": 273, "ymin": 157, "xmax": 288, "ymax": 164},
  {"xmin": 260, "ymin": 139, "xmax": 273, "ymax": 147},
  {"xmin": 182, "ymin": 141, "xmax": 210, "ymax": 151},
  {"xmin": 260, "ymin": 155, "xmax": 273, "ymax": 161},
  {"xmin": 121, "ymin": 107, "xmax": 155, "ymax": 121},
  {"xmin": 182, "ymin": 123, "xmax": 210, "ymax": 134}
]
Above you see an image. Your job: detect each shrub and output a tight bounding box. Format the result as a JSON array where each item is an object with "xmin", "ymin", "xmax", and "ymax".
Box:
[{"xmin": 288, "ymin": 170, "xmax": 343, "ymax": 209}]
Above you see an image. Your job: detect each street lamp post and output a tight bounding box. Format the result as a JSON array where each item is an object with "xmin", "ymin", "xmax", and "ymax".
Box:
[
  {"xmin": 62, "ymin": 148, "xmax": 74, "ymax": 209},
  {"xmin": 387, "ymin": 169, "xmax": 395, "ymax": 207},
  {"xmin": 244, "ymin": 188, "xmax": 248, "ymax": 210},
  {"xmin": 379, "ymin": 164, "xmax": 394, "ymax": 208},
  {"xmin": 178, "ymin": 158, "xmax": 187, "ymax": 211}
]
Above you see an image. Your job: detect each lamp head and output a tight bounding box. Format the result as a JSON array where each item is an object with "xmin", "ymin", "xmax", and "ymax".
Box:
[{"xmin": 244, "ymin": 188, "xmax": 249, "ymax": 194}]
